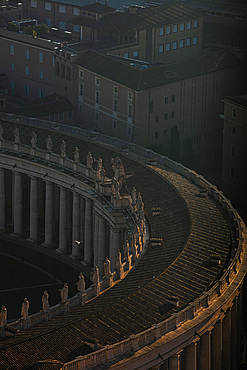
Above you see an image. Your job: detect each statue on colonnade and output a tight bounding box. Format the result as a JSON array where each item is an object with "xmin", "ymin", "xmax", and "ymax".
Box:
[
  {"xmin": 46, "ymin": 135, "xmax": 53, "ymax": 152},
  {"xmin": 42, "ymin": 291, "xmax": 50, "ymax": 313},
  {"xmin": 0, "ymin": 306, "xmax": 7, "ymax": 327}
]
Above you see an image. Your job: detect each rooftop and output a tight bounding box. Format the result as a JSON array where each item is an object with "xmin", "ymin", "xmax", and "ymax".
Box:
[
  {"xmin": 69, "ymin": 2, "xmax": 203, "ymax": 33},
  {"xmin": 76, "ymin": 48, "xmax": 243, "ymax": 91},
  {"xmin": 224, "ymin": 94, "xmax": 247, "ymax": 108}
]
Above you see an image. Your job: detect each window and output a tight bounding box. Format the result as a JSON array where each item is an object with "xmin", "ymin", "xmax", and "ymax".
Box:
[
  {"xmin": 113, "ymin": 120, "xmax": 117, "ymax": 129},
  {"xmin": 67, "ymin": 110, "xmax": 73, "ymax": 119},
  {"xmin": 39, "ymin": 89, "xmax": 44, "ymax": 98},
  {"xmin": 95, "ymin": 111, "xmax": 99, "ymax": 122},
  {"xmin": 10, "ymin": 62, "xmax": 14, "ymax": 71},
  {"xmin": 25, "ymin": 66, "xmax": 30, "ymax": 75},
  {"xmin": 113, "ymin": 98, "xmax": 118, "ymax": 112},
  {"xmin": 95, "ymin": 91, "xmax": 100, "ymax": 104},
  {"xmin": 59, "ymin": 111, "xmax": 64, "ymax": 120},
  {"xmin": 79, "ymin": 83, "xmax": 83, "ymax": 96},
  {"xmin": 59, "ymin": 21, "xmax": 65, "ymax": 30},
  {"xmin": 155, "ymin": 115, "xmax": 159, "ymax": 123},
  {"xmin": 187, "ymin": 21, "xmax": 192, "ymax": 30},
  {"xmin": 164, "ymin": 113, "xmax": 168, "ymax": 120},
  {"xmin": 10, "ymin": 81, "xmax": 15, "ymax": 96},
  {"xmin": 232, "ymin": 126, "xmax": 236, "ymax": 135},
  {"xmin": 79, "ymin": 70, "xmax": 84, "ymax": 78},
  {"xmin": 25, "ymin": 49, "xmax": 29, "ymax": 59},
  {"xmin": 78, "ymin": 104, "xmax": 82, "ymax": 113},
  {"xmin": 10, "ymin": 45, "xmax": 14, "ymax": 55},
  {"xmin": 165, "ymin": 96, "xmax": 168, "ymax": 104},
  {"xmin": 133, "ymin": 50, "xmax": 139, "ymax": 58},
  {"xmin": 31, "ymin": 0, "xmax": 37, "ymax": 7},
  {"xmin": 39, "ymin": 52, "xmax": 43, "ymax": 63},
  {"xmin": 166, "ymin": 25, "xmax": 171, "ymax": 35},
  {"xmin": 180, "ymin": 22, "xmax": 185, "ymax": 31},
  {"xmin": 159, "ymin": 44, "xmax": 164, "ymax": 53},
  {"xmin": 231, "ymin": 146, "xmax": 235, "ymax": 157},
  {"xmin": 128, "ymin": 104, "xmax": 132, "ymax": 118},
  {"xmin": 24, "ymin": 85, "xmax": 29, "ymax": 96},
  {"xmin": 123, "ymin": 52, "xmax": 129, "ymax": 58},
  {"xmin": 113, "ymin": 86, "xmax": 118, "ymax": 94},
  {"xmin": 73, "ymin": 7, "xmax": 79, "ymax": 15},
  {"xmin": 45, "ymin": 2, "xmax": 51, "ymax": 10},
  {"xmin": 59, "ymin": 5, "xmax": 65, "ymax": 13},
  {"xmin": 179, "ymin": 39, "xmax": 184, "ymax": 48},
  {"xmin": 173, "ymin": 24, "xmax": 178, "ymax": 33},
  {"xmin": 155, "ymin": 132, "xmax": 158, "ymax": 139},
  {"xmin": 73, "ymin": 24, "xmax": 79, "ymax": 32},
  {"xmin": 193, "ymin": 36, "xmax": 198, "ymax": 45},
  {"xmin": 171, "ymin": 111, "xmax": 175, "ymax": 118},
  {"xmin": 95, "ymin": 77, "xmax": 100, "ymax": 86},
  {"xmin": 165, "ymin": 42, "xmax": 171, "ymax": 51},
  {"xmin": 186, "ymin": 37, "xmax": 191, "ymax": 47},
  {"xmin": 45, "ymin": 18, "xmax": 51, "ymax": 26},
  {"xmin": 128, "ymin": 91, "xmax": 132, "ymax": 101},
  {"xmin": 232, "ymin": 108, "xmax": 237, "ymax": 118},
  {"xmin": 39, "ymin": 70, "xmax": 43, "ymax": 79},
  {"xmin": 172, "ymin": 95, "xmax": 175, "ymax": 102},
  {"xmin": 172, "ymin": 41, "xmax": 178, "ymax": 50},
  {"xmin": 193, "ymin": 19, "xmax": 198, "ymax": 28},
  {"xmin": 127, "ymin": 126, "xmax": 131, "ymax": 135},
  {"xmin": 159, "ymin": 27, "xmax": 164, "ymax": 36}
]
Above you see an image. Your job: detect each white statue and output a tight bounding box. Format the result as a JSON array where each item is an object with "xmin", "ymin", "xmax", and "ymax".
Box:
[
  {"xmin": 0, "ymin": 123, "xmax": 3, "ymax": 140},
  {"xmin": 96, "ymin": 158, "xmax": 103, "ymax": 180},
  {"xmin": 30, "ymin": 131, "xmax": 37, "ymax": 149},
  {"xmin": 42, "ymin": 291, "xmax": 50, "ymax": 313},
  {"xmin": 123, "ymin": 240, "xmax": 129, "ymax": 260},
  {"xmin": 46, "ymin": 135, "xmax": 53, "ymax": 152},
  {"xmin": 131, "ymin": 187, "xmax": 137, "ymax": 205},
  {"xmin": 92, "ymin": 266, "xmax": 99, "ymax": 286},
  {"xmin": 100, "ymin": 167, "xmax": 106, "ymax": 184},
  {"xmin": 60, "ymin": 283, "xmax": 68, "ymax": 303},
  {"xmin": 60, "ymin": 140, "xmax": 66, "ymax": 158},
  {"xmin": 86, "ymin": 152, "xmax": 93, "ymax": 169},
  {"xmin": 0, "ymin": 306, "xmax": 7, "ymax": 327},
  {"xmin": 21, "ymin": 298, "xmax": 29, "ymax": 320},
  {"xmin": 74, "ymin": 147, "xmax": 80, "ymax": 163},
  {"xmin": 13, "ymin": 127, "xmax": 20, "ymax": 144},
  {"xmin": 115, "ymin": 249, "xmax": 122, "ymax": 270},
  {"xmin": 77, "ymin": 272, "xmax": 85, "ymax": 294},
  {"xmin": 104, "ymin": 258, "xmax": 111, "ymax": 277}
]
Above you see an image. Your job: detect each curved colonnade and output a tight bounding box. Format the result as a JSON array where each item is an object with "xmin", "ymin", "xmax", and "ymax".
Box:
[{"xmin": 0, "ymin": 118, "xmax": 246, "ymax": 370}]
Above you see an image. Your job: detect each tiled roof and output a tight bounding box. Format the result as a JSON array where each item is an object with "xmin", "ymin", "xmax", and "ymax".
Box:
[
  {"xmin": 0, "ymin": 121, "xmax": 232, "ymax": 369},
  {"xmin": 80, "ymin": 2, "xmax": 116, "ymax": 12},
  {"xmin": 70, "ymin": 2, "xmax": 202, "ymax": 34},
  {"xmin": 42, "ymin": 0, "xmax": 145, "ymax": 10},
  {"xmin": 10, "ymin": 94, "xmax": 75, "ymax": 118},
  {"xmin": 224, "ymin": 94, "xmax": 247, "ymax": 108},
  {"xmin": 76, "ymin": 48, "xmax": 243, "ymax": 91}
]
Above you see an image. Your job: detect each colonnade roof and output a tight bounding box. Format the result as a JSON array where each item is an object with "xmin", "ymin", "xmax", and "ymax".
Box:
[{"xmin": 0, "ymin": 121, "xmax": 231, "ymax": 369}]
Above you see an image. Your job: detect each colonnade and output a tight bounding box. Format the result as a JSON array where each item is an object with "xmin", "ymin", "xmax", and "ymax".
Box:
[
  {"xmin": 0, "ymin": 168, "xmax": 124, "ymax": 275},
  {"xmin": 156, "ymin": 292, "xmax": 243, "ymax": 370}
]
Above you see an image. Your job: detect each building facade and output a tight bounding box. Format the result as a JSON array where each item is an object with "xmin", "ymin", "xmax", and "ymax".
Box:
[{"xmin": 221, "ymin": 94, "xmax": 247, "ymax": 210}]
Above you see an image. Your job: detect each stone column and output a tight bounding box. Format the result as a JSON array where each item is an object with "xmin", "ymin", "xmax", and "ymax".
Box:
[
  {"xmin": 212, "ymin": 319, "xmax": 223, "ymax": 370},
  {"xmin": 98, "ymin": 216, "xmax": 106, "ymax": 275},
  {"xmin": 13, "ymin": 171, "xmax": 22, "ymax": 236},
  {"xmin": 169, "ymin": 351, "xmax": 182, "ymax": 370},
  {"xmin": 28, "ymin": 176, "xmax": 38, "ymax": 241},
  {"xmin": 57, "ymin": 186, "xmax": 67, "ymax": 253},
  {"xmin": 84, "ymin": 198, "xmax": 92, "ymax": 264},
  {"xmin": 43, "ymin": 181, "xmax": 53, "ymax": 247},
  {"xmin": 109, "ymin": 228, "xmax": 120, "ymax": 270},
  {"xmin": 71, "ymin": 191, "xmax": 80, "ymax": 257},
  {"xmin": 222, "ymin": 308, "xmax": 232, "ymax": 370},
  {"xmin": 185, "ymin": 341, "xmax": 198, "ymax": 370},
  {"xmin": 199, "ymin": 331, "xmax": 211, "ymax": 370},
  {"xmin": 0, "ymin": 168, "xmax": 5, "ymax": 232},
  {"xmin": 93, "ymin": 212, "xmax": 99, "ymax": 268}
]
